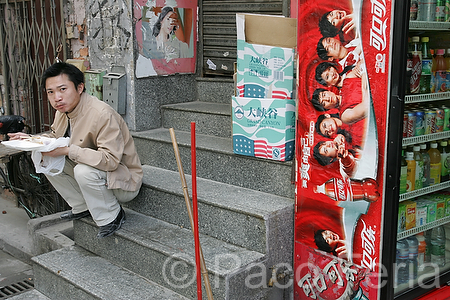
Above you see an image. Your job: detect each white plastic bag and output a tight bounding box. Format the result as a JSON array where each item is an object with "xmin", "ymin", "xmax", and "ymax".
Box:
[{"xmin": 30, "ymin": 137, "xmax": 70, "ymax": 176}]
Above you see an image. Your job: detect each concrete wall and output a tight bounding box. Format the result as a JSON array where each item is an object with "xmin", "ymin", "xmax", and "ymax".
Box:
[{"xmin": 64, "ymin": 0, "xmax": 197, "ymax": 131}]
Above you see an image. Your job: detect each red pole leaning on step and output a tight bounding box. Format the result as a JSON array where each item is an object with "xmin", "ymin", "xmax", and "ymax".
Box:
[{"xmin": 191, "ymin": 122, "xmax": 202, "ymax": 299}]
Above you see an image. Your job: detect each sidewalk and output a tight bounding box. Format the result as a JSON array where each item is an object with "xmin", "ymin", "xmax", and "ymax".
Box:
[{"xmin": 0, "ymin": 190, "xmax": 34, "ymax": 262}]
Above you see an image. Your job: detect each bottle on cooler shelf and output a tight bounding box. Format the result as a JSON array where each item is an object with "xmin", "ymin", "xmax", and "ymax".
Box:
[
  {"xmin": 430, "ymin": 225, "xmax": 446, "ymax": 267},
  {"xmin": 410, "ymin": 36, "xmax": 422, "ymax": 94},
  {"xmin": 396, "ymin": 239, "xmax": 410, "ymax": 285},
  {"xmin": 406, "ymin": 38, "xmax": 413, "ymax": 94},
  {"xmin": 446, "ymin": 0, "xmax": 450, "ymax": 21},
  {"xmin": 420, "ymin": 37, "xmax": 432, "ymax": 94},
  {"xmin": 436, "ymin": 0, "xmax": 446, "ymax": 21},
  {"xmin": 407, "ymin": 236, "xmax": 419, "ymax": 280},
  {"xmin": 425, "ymin": 229, "xmax": 432, "ymax": 263},
  {"xmin": 428, "ymin": 142, "xmax": 441, "ymax": 185},
  {"xmin": 439, "ymin": 140, "xmax": 450, "ymax": 181},
  {"xmin": 406, "ymin": 151, "xmax": 416, "ymax": 191},
  {"xmin": 433, "ymin": 49, "xmax": 448, "ymax": 93},
  {"xmin": 411, "ymin": 0, "xmax": 419, "ymax": 19},
  {"xmin": 413, "ymin": 145, "xmax": 424, "ymax": 190},
  {"xmin": 420, "ymin": 143, "xmax": 431, "ymax": 188},
  {"xmin": 416, "ymin": 233, "xmax": 427, "ymax": 267},
  {"xmin": 419, "ymin": 0, "xmax": 436, "ymax": 21},
  {"xmin": 400, "ymin": 148, "xmax": 408, "ymax": 194}
]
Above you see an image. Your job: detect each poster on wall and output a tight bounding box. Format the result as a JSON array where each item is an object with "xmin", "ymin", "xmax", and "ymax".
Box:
[
  {"xmin": 134, "ymin": 0, "xmax": 197, "ymax": 77},
  {"xmin": 295, "ymin": 0, "xmax": 391, "ymax": 299}
]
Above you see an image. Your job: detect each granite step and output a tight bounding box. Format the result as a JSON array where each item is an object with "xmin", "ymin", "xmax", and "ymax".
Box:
[
  {"xmin": 127, "ymin": 165, "xmax": 293, "ymax": 254},
  {"xmin": 161, "ymin": 101, "xmax": 231, "ymax": 138},
  {"xmin": 73, "ymin": 209, "xmax": 266, "ymax": 300},
  {"xmin": 32, "ymin": 246, "xmax": 190, "ymax": 300},
  {"xmin": 132, "ymin": 128, "xmax": 295, "ymax": 198}
]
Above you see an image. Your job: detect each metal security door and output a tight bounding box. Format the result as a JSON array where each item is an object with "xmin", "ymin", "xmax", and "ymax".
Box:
[
  {"xmin": 0, "ymin": 0, "xmax": 66, "ymax": 134},
  {"xmin": 200, "ymin": 0, "xmax": 288, "ymax": 77}
]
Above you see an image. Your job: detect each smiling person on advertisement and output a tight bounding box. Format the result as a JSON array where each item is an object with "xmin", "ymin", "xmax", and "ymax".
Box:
[{"xmin": 8, "ymin": 62, "xmax": 143, "ymax": 239}]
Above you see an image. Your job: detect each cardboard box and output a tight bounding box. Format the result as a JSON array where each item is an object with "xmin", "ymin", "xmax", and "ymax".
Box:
[
  {"xmin": 236, "ymin": 13, "xmax": 296, "ymax": 99},
  {"xmin": 416, "ymin": 201, "xmax": 428, "ymax": 227},
  {"xmin": 232, "ymin": 96, "xmax": 295, "ymax": 161},
  {"xmin": 404, "ymin": 200, "xmax": 416, "ymax": 230}
]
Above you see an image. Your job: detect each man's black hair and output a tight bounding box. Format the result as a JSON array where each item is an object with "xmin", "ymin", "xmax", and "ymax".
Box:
[
  {"xmin": 314, "ymin": 230, "xmax": 333, "ymax": 252},
  {"xmin": 318, "ymin": 11, "xmax": 339, "ymax": 38},
  {"xmin": 315, "ymin": 113, "xmax": 340, "ymax": 137},
  {"xmin": 313, "ymin": 141, "xmax": 335, "ymax": 166},
  {"xmin": 311, "ymin": 88, "xmax": 328, "ymax": 111},
  {"xmin": 317, "ymin": 37, "xmax": 331, "ymax": 60},
  {"xmin": 41, "ymin": 62, "xmax": 85, "ymax": 92}
]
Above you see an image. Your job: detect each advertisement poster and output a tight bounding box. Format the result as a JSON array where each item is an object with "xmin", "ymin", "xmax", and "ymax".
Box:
[
  {"xmin": 134, "ymin": 0, "xmax": 197, "ymax": 77},
  {"xmin": 295, "ymin": 0, "xmax": 391, "ymax": 299}
]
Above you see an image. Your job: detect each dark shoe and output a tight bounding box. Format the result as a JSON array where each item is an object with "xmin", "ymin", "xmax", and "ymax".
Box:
[
  {"xmin": 97, "ymin": 207, "xmax": 126, "ymax": 239},
  {"xmin": 60, "ymin": 210, "xmax": 91, "ymax": 221}
]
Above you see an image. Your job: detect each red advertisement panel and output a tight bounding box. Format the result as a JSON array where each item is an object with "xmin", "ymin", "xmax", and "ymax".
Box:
[{"xmin": 295, "ymin": 0, "xmax": 392, "ymax": 299}]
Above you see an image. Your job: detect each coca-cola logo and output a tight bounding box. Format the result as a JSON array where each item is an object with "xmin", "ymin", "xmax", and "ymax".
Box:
[{"xmin": 369, "ymin": 0, "xmax": 388, "ymax": 51}]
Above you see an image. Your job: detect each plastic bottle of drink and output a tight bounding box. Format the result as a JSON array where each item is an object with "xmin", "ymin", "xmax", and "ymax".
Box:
[
  {"xmin": 416, "ymin": 233, "xmax": 427, "ymax": 267},
  {"xmin": 396, "ymin": 239, "xmax": 410, "ymax": 285},
  {"xmin": 410, "ymin": 36, "xmax": 422, "ymax": 94},
  {"xmin": 428, "ymin": 142, "xmax": 441, "ymax": 185},
  {"xmin": 437, "ymin": 0, "xmax": 446, "ymax": 21},
  {"xmin": 425, "ymin": 229, "xmax": 432, "ymax": 262},
  {"xmin": 419, "ymin": 0, "xmax": 437, "ymax": 21},
  {"xmin": 439, "ymin": 140, "xmax": 450, "ymax": 181},
  {"xmin": 430, "ymin": 49, "xmax": 437, "ymax": 92},
  {"xmin": 434, "ymin": 49, "xmax": 447, "ymax": 92},
  {"xmin": 413, "ymin": 145, "xmax": 424, "ymax": 189},
  {"xmin": 406, "ymin": 151, "xmax": 416, "ymax": 191},
  {"xmin": 406, "ymin": 38, "xmax": 413, "ymax": 94},
  {"xmin": 407, "ymin": 236, "xmax": 419, "ymax": 280},
  {"xmin": 430, "ymin": 225, "xmax": 446, "ymax": 267},
  {"xmin": 411, "ymin": 0, "xmax": 419, "ymax": 19},
  {"xmin": 420, "ymin": 143, "xmax": 431, "ymax": 187},
  {"xmin": 400, "ymin": 148, "xmax": 408, "ymax": 194},
  {"xmin": 420, "ymin": 37, "xmax": 432, "ymax": 94}
]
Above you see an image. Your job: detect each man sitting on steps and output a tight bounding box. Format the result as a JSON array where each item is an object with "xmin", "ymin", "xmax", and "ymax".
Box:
[{"xmin": 9, "ymin": 62, "xmax": 143, "ymax": 238}]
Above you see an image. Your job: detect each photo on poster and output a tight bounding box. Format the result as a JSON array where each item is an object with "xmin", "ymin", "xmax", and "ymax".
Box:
[
  {"xmin": 134, "ymin": 0, "xmax": 197, "ymax": 76},
  {"xmin": 295, "ymin": 0, "xmax": 391, "ymax": 298}
]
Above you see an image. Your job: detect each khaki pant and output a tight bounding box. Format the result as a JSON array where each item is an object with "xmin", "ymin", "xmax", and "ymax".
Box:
[{"xmin": 45, "ymin": 158, "xmax": 139, "ymax": 226}]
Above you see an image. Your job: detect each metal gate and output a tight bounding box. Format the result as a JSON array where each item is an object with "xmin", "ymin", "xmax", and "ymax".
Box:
[
  {"xmin": 200, "ymin": 0, "xmax": 287, "ymax": 77},
  {"xmin": 0, "ymin": 0, "xmax": 66, "ymax": 134}
]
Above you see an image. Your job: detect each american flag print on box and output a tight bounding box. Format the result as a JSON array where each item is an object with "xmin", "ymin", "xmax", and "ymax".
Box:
[{"xmin": 232, "ymin": 96, "xmax": 295, "ymax": 161}]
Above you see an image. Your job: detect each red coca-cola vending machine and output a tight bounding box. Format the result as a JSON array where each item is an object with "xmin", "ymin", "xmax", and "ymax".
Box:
[{"xmin": 294, "ymin": 0, "xmax": 450, "ymax": 299}]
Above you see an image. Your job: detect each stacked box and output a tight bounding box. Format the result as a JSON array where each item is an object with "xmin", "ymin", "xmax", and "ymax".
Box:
[
  {"xmin": 236, "ymin": 14, "xmax": 296, "ymax": 99},
  {"xmin": 232, "ymin": 96, "xmax": 295, "ymax": 161},
  {"xmin": 404, "ymin": 200, "xmax": 417, "ymax": 230},
  {"xmin": 233, "ymin": 14, "xmax": 296, "ymax": 161},
  {"xmin": 416, "ymin": 200, "xmax": 428, "ymax": 227}
]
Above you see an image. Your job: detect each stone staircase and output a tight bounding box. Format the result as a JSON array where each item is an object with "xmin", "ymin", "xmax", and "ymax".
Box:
[{"xmin": 26, "ymin": 79, "xmax": 295, "ymax": 300}]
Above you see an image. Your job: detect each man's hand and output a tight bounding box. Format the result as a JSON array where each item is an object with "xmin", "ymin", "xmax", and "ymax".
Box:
[
  {"xmin": 7, "ymin": 132, "xmax": 31, "ymax": 140},
  {"xmin": 42, "ymin": 146, "xmax": 69, "ymax": 157},
  {"xmin": 342, "ymin": 14, "xmax": 355, "ymax": 35}
]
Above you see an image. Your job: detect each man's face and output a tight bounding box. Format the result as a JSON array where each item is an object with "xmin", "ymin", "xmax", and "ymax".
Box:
[
  {"xmin": 322, "ymin": 230, "xmax": 340, "ymax": 250},
  {"xmin": 321, "ymin": 67, "xmax": 340, "ymax": 87},
  {"xmin": 319, "ymin": 141, "xmax": 339, "ymax": 159},
  {"xmin": 321, "ymin": 37, "xmax": 343, "ymax": 60},
  {"xmin": 319, "ymin": 116, "xmax": 339, "ymax": 137},
  {"xmin": 327, "ymin": 10, "xmax": 347, "ymax": 28},
  {"xmin": 45, "ymin": 74, "xmax": 83, "ymax": 113}
]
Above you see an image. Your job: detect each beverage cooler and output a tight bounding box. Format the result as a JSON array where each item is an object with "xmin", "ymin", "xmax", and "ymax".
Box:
[{"xmin": 294, "ymin": 0, "xmax": 450, "ymax": 299}]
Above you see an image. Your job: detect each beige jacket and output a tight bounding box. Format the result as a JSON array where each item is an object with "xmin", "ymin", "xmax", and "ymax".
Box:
[{"xmin": 46, "ymin": 93, "xmax": 143, "ymax": 191}]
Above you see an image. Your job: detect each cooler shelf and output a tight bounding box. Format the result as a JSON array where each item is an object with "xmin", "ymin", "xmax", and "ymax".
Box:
[
  {"xmin": 399, "ymin": 181, "xmax": 450, "ymax": 202},
  {"xmin": 405, "ymin": 92, "xmax": 450, "ymax": 104},
  {"xmin": 402, "ymin": 131, "xmax": 450, "ymax": 147},
  {"xmin": 397, "ymin": 216, "xmax": 450, "ymax": 240},
  {"xmin": 409, "ymin": 21, "xmax": 450, "ymax": 30}
]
